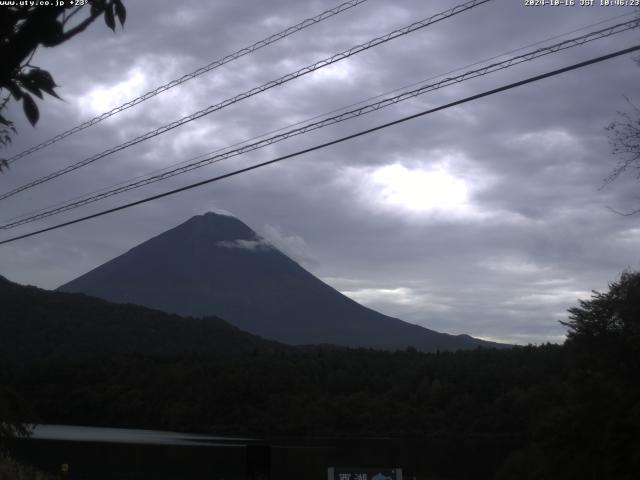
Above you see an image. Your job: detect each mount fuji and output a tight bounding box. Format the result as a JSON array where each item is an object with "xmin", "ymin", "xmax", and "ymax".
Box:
[{"xmin": 59, "ymin": 212, "xmax": 505, "ymax": 351}]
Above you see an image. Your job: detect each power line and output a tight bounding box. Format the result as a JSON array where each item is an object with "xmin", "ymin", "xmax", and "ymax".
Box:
[
  {"xmin": 0, "ymin": 0, "xmax": 491, "ymax": 202},
  {"xmin": 4, "ymin": 8, "xmax": 635, "ymax": 230},
  {"xmin": 5, "ymin": 0, "xmax": 372, "ymax": 165},
  {"xmin": 3, "ymin": 18, "xmax": 637, "ymax": 230},
  {"xmin": 322, "ymin": 10, "xmax": 639, "ymax": 120},
  {"xmin": 11, "ymin": 8, "xmax": 631, "ymax": 201},
  {"xmin": 2, "ymin": 44, "xmax": 638, "ymax": 246},
  {"xmin": 25, "ymin": 3, "xmax": 621, "ymax": 227},
  {"xmin": 9, "ymin": 9, "xmax": 632, "ymax": 226}
]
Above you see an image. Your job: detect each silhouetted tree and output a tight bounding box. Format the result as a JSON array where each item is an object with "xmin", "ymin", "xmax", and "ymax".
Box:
[
  {"xmin": 603, "ymin": 30, "xmax": 640, "ymax": 212},
  {"xmin": 604, "ymin": 96, "xmax": 640, "ymax": 203},
  {"xmin": 561, "ymin": 270, "xmax": 640, "ymax": 340}
]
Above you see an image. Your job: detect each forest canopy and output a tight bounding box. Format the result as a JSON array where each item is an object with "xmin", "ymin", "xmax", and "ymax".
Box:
[{"xmin": 1, "ymin": 271, "xmax": 639, "ymax": 478}]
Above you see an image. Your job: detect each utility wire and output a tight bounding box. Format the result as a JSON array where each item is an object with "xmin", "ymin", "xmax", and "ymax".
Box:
[
  {"xmin": 5, "ymin": 0, "xmax": 371, "ymax": 165},
  {"xmin": 0, "ymin": 0, "xmax": 491, "ymax": 202},
  {"xmin": 8, "ymin": 10, "xmax": 633, "ymax": 226},
  {"xmin": 320, "ymin": 10, "xmax": 639, "ymax": 122},
  {"xmin": 5, "ymin": 9, "xmax": 635, "ymax": 229},
  {"xmin": 2, "ymin": 19, "xmax": 637, "ymax": 230},
  {"xmin": 1, "ymin": 44, "xmax": 638, "ymax": 246}
]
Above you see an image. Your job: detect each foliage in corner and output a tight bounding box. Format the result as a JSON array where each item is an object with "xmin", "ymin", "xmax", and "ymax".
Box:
[{"xmin": 0, "ymin": 0, "xmax": 127, "ymax": 151}]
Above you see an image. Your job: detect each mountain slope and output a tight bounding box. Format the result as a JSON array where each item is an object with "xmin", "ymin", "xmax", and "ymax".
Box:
[
  {"xmin": 58, "ymin": 212, "xmax": 505, "ymax": 351},
  {"xmin": 0, "ymin": 275, "xmax": 281, "ymax": 360}
]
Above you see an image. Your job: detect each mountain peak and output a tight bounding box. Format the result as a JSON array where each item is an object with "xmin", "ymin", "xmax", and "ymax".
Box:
[
  {"xmin": 59, "ymin": 213, "xmax": 507, "ymax": 352},
  {"xmin": 179, "ymin": 212, "xmax": 276, "ymax": 253},
  {"xmin": 169, "ymin": 211, "xmax": 258, "ymax": 244},
  {"xmin": 201, "ymin": 208, "xmax": 236, "ymax": 217}
]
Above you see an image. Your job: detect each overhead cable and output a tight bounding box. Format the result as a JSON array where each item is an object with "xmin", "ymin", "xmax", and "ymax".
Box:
[
  {"xmin": 5, "ymin": 0, "xmax": 371, "ymax": 164},
  {"xmin": 1, "ymin": 44, "xmax": 638, "ymax": 246},
  {"xmin": 5, "ymin": 8, "xmax": 634, "ymax": 227},
  {"xmin": 0, "ymin": 0, "xmax": 491, "ymax": 202},
  {"xmin": 2, "ymin": 19, "xmax": 637, "ymax": 230}
]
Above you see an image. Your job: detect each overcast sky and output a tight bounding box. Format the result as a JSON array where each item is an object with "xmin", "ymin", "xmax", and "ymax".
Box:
[{"xmin": 1, "ymin": 0, "xmax": 639, "ymax": 344}]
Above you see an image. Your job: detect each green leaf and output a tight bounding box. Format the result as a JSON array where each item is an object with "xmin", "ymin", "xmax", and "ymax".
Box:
[
  {"xmin": 104, "ymin": 3, "xmax": 116, "ymax": 31},
  {"xmin": 18, "ymin": 81, "xmax": 43, "ymax": 99},
  {"xmin": 28, "ymin": 69, "xmax": 61, "ymax": 99},
  {"xmin": 5, "ymin": 81, "xmax": 22, "ymax": 101},
  {"xmin": 114, "ymin": 0, "xmax": 126, "ymax": 26},
  {"xmin": 29, "ymin": 68, "xmax": 57, "ymax": 89},
  {"xmin": 22, "ymin": 93, "xmax": 39, "ymax": 127},
  {"xmin": 41, "ymin": 85, "xmax": 61, "ymax": 100}
]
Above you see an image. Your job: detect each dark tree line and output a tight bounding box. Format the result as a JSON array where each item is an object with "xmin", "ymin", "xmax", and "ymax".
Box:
[{"xmin": 2, "ymin": 272, "xmax": 639, "ymax": 479}]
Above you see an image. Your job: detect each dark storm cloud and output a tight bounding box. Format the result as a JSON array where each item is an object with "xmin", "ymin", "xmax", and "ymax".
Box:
[{"xmin": 1, "ymin": 0, "xmax": 639, "ymax": 343}]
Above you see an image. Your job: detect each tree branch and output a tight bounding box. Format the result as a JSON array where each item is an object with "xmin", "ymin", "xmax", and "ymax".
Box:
[
  {"xmin": 48, "ymin": 4, "xmax": 107, "ymax": 46},
  {"xmin": 605, "ymin": 205, "xmax": 640, "ymax": 216},
  {"xmin": 62, "ymin": 5, "xmax": 84, "ymax": 27}
]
